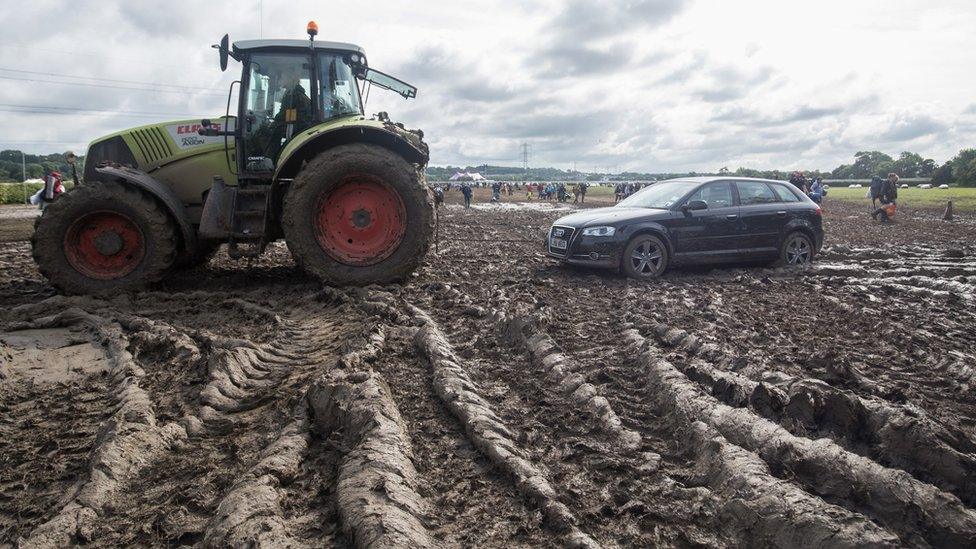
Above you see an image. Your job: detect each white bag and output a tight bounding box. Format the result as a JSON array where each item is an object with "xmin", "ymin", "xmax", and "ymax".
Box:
[{"xmin": 29, "ymin": 188, "xmax": 44, "ymax": 206}]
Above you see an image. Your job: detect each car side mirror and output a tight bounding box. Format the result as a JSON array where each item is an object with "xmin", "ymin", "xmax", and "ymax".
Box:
[{"xmin": 682, "ymin": 200, "xmax": 708, "ymax": 212}]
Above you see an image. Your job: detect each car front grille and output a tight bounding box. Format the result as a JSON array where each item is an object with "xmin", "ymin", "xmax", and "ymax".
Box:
[{"xmin": 547, "ymin": 225, "xmax": 576, "ymax": 256}]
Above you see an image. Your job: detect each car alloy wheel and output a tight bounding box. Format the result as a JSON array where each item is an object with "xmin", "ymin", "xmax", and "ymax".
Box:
[
  {"xmin": 785, "ymin": 234, "xmax": 812, "ymax": 265},
  {"xmin": 631, "ymin": 239, "xmax": 665, "ymax": 275}
]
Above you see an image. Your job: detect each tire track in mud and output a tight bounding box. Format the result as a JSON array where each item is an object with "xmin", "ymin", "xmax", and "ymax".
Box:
[
  {"xmin": 341, "ymin": 288, "xmax": 557, "ymax": 548},
  {"xmin": 398, "ymin": 283, "xmax": 731, "ymax": 547},
  {"xmin": 642, "ymin": 318, "xmax": 976, "ymax": 507},
  {"xmin": 1, "ymin": 291, "xmax": 358, "ymax": 546},
  {"xmin": 5, "ymin": 308, "xmax": 190, "ymax": 548},
  {"xmin": 409, "ymin": 301, "xmax": 600, "ymax": 548},
  {"xmin": 622, "ymin": 325, "xmax": 976, "ymax": 547}
]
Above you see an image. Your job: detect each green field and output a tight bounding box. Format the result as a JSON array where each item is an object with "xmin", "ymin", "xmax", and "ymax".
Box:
[{"xmin": 824, "ymin": 186, "xmax": 976, "ymax": 211}]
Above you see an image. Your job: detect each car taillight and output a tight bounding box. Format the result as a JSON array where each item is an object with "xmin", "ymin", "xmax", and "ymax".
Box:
[{"xmin": 814, "ymin": 207, "xmax": 822, "ymax": 216}]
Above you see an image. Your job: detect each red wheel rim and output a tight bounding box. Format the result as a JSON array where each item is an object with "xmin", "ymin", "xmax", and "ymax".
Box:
[
  {"xmin": 315, "ymin": 176, "xmax": 406, "ymax": 266},
  {"xmin": 63, "ymin": 211, "xmax": 145, "ymax": 280}
]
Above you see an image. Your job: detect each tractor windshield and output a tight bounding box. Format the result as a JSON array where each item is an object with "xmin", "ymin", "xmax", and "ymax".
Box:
[{"xmin": 242, "ymin": 51, "xmax": 362, "ymax": 169}]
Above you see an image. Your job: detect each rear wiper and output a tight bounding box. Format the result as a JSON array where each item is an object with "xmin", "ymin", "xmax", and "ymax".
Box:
[{"xmin": 362, "ymin": 68, "xmax": 417, "ymax": 99}]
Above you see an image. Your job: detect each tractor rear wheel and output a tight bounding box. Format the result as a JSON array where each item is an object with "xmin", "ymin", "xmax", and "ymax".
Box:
[
  {"xmin": 32, "ymin": 181, "xmax": 179, "ymax": 295},
  {"xmin": 282, "ymin": 143, "xmax": 433, "ymax": 285}
]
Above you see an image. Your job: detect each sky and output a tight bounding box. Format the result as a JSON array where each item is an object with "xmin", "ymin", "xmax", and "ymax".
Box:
[{"xmin": 0, "ymin": 0, "xmax": 974, "ymax": 173}]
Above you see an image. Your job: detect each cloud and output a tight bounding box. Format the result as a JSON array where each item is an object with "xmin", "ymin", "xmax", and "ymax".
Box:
[
  {"xmin": 1, "ymin": 0, "xmax": 974, "ymax": 173},
  {"xmin": 878, "ymin": 113, "xmax": 948, "ymax": 142},
  {"xmin": 549, "ymin": 0, "xmax": 689, "ymax": 38},
  {"xmin": 532, "ymin": 0, "xmax": 691, "ymax": 78}
]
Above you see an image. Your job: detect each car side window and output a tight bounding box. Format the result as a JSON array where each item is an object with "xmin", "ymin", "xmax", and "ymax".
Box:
[
  {"xmin": 771, "ymin": 183, "xmax": 801, "ymax": 203},
  {"xmin": 736, "ymin": 181, "xmax": 778, "ymax": 206},
  {"xmin": 685, "ymin": 182, "xmax": 733, "ymax": 209}
]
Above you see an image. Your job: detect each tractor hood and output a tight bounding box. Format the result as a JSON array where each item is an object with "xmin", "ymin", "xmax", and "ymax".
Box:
[
  {"xmin": 274, "ymin": 114, "xmax": 429, "ymax": 180},
  {"xmin": 84, "ymin": 117, "xmax": 235, "ymax": 180}
]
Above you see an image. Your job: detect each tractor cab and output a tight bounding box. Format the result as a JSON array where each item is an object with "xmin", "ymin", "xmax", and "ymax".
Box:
[{"xmin": 209, "ymin": 23, "xmax": 417, "ymax": 177}]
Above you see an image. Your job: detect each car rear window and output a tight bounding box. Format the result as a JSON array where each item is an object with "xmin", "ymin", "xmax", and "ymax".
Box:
[
  {"xmin": 771, "ymin": 183, "xmax": 801, "ymax": 202},
  {"xmin": 737, "ymin": 181, "xmax": 778, "ymax": 205}
]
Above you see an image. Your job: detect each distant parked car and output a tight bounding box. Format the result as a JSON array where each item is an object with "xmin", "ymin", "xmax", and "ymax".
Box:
[
  {"xmin": 939, "ymin": 184, "xmax": 950, "ymax": 189},
  {"xmin": 900, "ymin": 184, "xmax": 909, "ymax": 188},
  {"xmin": 848, "ymin": 184, "xmax": 863, "ymax": 188},
  {"xmin": 546, "ymin": 177, "xmax": 824, "ymax": 279},
  {"xmin": 919, "ymin": 184, "xmax": 933, "ymax": 189}
]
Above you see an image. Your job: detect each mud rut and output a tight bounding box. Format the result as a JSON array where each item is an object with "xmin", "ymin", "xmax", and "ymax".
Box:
[{"xmin": 1, "ymin": 200, "xmax": 976, "ymax": 547}]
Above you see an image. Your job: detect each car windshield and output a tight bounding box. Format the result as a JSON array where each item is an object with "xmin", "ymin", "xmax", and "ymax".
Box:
[{"xmin": 617, "ymin": 180, "xmax": 699, "ymax": 209}]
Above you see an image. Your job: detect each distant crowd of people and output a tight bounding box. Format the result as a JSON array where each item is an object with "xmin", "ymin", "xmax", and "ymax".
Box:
[
  {"xmin": 613, "ymin": 182, "xmax": 648, "ymax": 203},
  {"xmin": 433, "ymin": 180, "xmax": 591, "ymax": 208}
]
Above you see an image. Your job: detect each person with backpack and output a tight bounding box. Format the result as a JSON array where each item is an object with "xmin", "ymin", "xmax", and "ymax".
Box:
[
  {"xmin": 869, "ymin": 175, "xmax": 884, "ymax": 209},
  {"xmin": 491, "ymin": 180, "xmax": 502, "ymax": 202},
  {"xmin": 578, "ymin": 181, "xmax": 588, "ymax": 204},
  {"xmin": 871, "ymin": 173, "xmax": 899, "ymax": 222},
  {"xmin": 433, "ymin": 185, "xmax": 444, "ymax": 208},
  {"xmin": 460, "ymin": 182, "xmax": 473, "ymax": 208}
]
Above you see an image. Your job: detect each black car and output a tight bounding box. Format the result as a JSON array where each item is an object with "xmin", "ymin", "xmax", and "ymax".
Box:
[{"xmin": 546, "ymin": 177, "xmax": 823, "ymax": 279}]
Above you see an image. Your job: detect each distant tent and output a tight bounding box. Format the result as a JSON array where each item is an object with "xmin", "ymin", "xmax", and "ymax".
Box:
[{"xmin": 450, "ymin": 171, "xmax": 486, "ymax": 181}]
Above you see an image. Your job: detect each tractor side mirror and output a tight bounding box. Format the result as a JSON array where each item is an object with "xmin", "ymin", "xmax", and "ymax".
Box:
[
  {"xmin": 213, "ymin": 34, "xmax": 230, "ymax": 72},
  {"xmin": 682, "ymin": 200, "xmax": 708, "ymax": 212}
]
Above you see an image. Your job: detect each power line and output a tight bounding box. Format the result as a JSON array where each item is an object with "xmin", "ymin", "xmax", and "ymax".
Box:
[
  {"xmin": 0, "ymin": 103, "xmax": 202, "ymax": 117},
  {"xmin": 0, "ymin": 44, "xmax": 211, "ymax": 70},
  {"xmin": 0, "ymin": 75, "xmax": 227, "ymax": 96},
  {"xmin": 0, "ymin": 67, "xmax": 224, "ymax": 92},
  {"xmin": 0, "ymin": 107, "xmax": 202, "ymax": 119}
]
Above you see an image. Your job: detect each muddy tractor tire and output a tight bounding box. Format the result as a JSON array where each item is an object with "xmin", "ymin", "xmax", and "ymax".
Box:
[
  {"xmin": 32, "ymin": 181, "xmax": 179, "ymax": 295},
  {"xmin": 282, "ymin": 143, "xmax": 434, "ymax": 286}
]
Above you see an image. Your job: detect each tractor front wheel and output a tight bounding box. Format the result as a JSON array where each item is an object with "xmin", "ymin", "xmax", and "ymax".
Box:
[
  {"xmin": 282, "ymin": 144, "xmax": 433, "ymax": 285},
  {"xmin": 32, "ymin": 181, "xmax": 179, "ymax": 295}
]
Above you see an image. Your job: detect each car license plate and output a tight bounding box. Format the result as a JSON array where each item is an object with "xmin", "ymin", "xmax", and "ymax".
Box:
[{"xmin": 550, "ymin": 237, "xmax": 568, "ymax": 250}]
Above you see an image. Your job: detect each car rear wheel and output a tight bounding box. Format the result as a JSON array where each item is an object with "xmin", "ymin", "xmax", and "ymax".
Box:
[
  {"xmin": 621, "ymin": 234, "xmax": 668, "ymax": 279},
  {"xmin": 779, "ymin": 231, "xmax": 814, "ymax": 266}
]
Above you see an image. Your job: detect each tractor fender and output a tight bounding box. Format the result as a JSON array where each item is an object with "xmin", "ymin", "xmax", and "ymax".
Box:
[
  {"xmin": 93, "ymin": 165, "xmax": 196, "ymax": 253},
  {"xmin": 274, "ymin": 125, "xmax": 429, "ymax": 180}
]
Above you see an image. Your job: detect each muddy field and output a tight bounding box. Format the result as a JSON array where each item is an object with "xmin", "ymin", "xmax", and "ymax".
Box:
[{"xmin": 2, "ymin": 194, "xmax": 976, "ymax": 547}]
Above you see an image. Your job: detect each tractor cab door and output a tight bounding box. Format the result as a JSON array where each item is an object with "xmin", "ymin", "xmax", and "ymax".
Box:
[
  {"xmin": 240, "ymin": 52, "xmax": 316, "ymax": 174},
  {"xmin": 239, "ymin": 50, "xmax": 365, "ymax": 176}
]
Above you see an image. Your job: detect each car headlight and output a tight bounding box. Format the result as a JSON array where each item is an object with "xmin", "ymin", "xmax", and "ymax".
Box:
[{"xmin": 582, "ymin": 226, "xmax": 615, "ymax": 236}]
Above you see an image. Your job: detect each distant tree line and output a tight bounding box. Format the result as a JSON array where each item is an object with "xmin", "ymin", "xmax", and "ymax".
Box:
[
  {"xmin": 0, "ymin": 150, "xmax": 85, "ymax": 181},
  {"xmin": 427, "ymin": 147, "xmax": 976, "ymax": 187}
]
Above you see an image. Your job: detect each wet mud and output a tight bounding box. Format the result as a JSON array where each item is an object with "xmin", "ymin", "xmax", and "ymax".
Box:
[{"xmin": 1, "ymin": 198, "xmax": 975, "ymax": 547}]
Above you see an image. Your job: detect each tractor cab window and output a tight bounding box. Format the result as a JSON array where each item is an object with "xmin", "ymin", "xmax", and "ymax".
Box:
[
  {"xmin": 243, "ymin": 53, "xmax": 315, "ymax": 171},
  {"xmin": 319, "ymin": 55, "xmax": 362, "ymax": 120}
]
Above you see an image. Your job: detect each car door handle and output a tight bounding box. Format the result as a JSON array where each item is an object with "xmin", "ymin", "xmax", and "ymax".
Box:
[
  {"xmin": 726, "ymin": 214, "xmax": 738, "ymax": 220},
  {"xmin": 776, "ymin": 210, "xmax": 787, "ymax": 217}
]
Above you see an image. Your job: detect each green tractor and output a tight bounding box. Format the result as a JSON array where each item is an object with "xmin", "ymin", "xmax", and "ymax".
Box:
[{"xmin": 32, "ymin": 22, "xmax": 433, "ymax": 294}]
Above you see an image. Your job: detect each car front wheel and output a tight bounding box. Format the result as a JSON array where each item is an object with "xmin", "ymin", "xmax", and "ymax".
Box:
[{"xmin": 621, "ymin": 234, "xmax": 669, "ymax": 279}]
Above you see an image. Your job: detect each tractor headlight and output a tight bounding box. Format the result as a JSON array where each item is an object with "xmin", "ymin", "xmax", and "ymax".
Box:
[{"xmin": 582, "ymin": 226, "xmax": 615, "ymax": 237}]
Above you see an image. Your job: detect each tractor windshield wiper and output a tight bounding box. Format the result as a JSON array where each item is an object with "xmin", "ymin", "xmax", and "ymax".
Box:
[{"xmin": 362, "ymin": 68, "xmax": 416, "ymax": 99}]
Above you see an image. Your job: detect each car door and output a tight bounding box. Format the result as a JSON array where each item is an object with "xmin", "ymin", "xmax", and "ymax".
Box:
[
  {"xmin": 734, "ymin": 180, "xmax": 785, "ymax": 255},
  {"xmin": 670, "ymin": 181, "xmax": 740, "ymax": 260}
]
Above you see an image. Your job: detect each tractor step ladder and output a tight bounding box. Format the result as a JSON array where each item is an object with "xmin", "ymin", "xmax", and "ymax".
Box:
[{"xmin": 227, "ymin": 184, "xmax": 272, "ymax": 259}]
